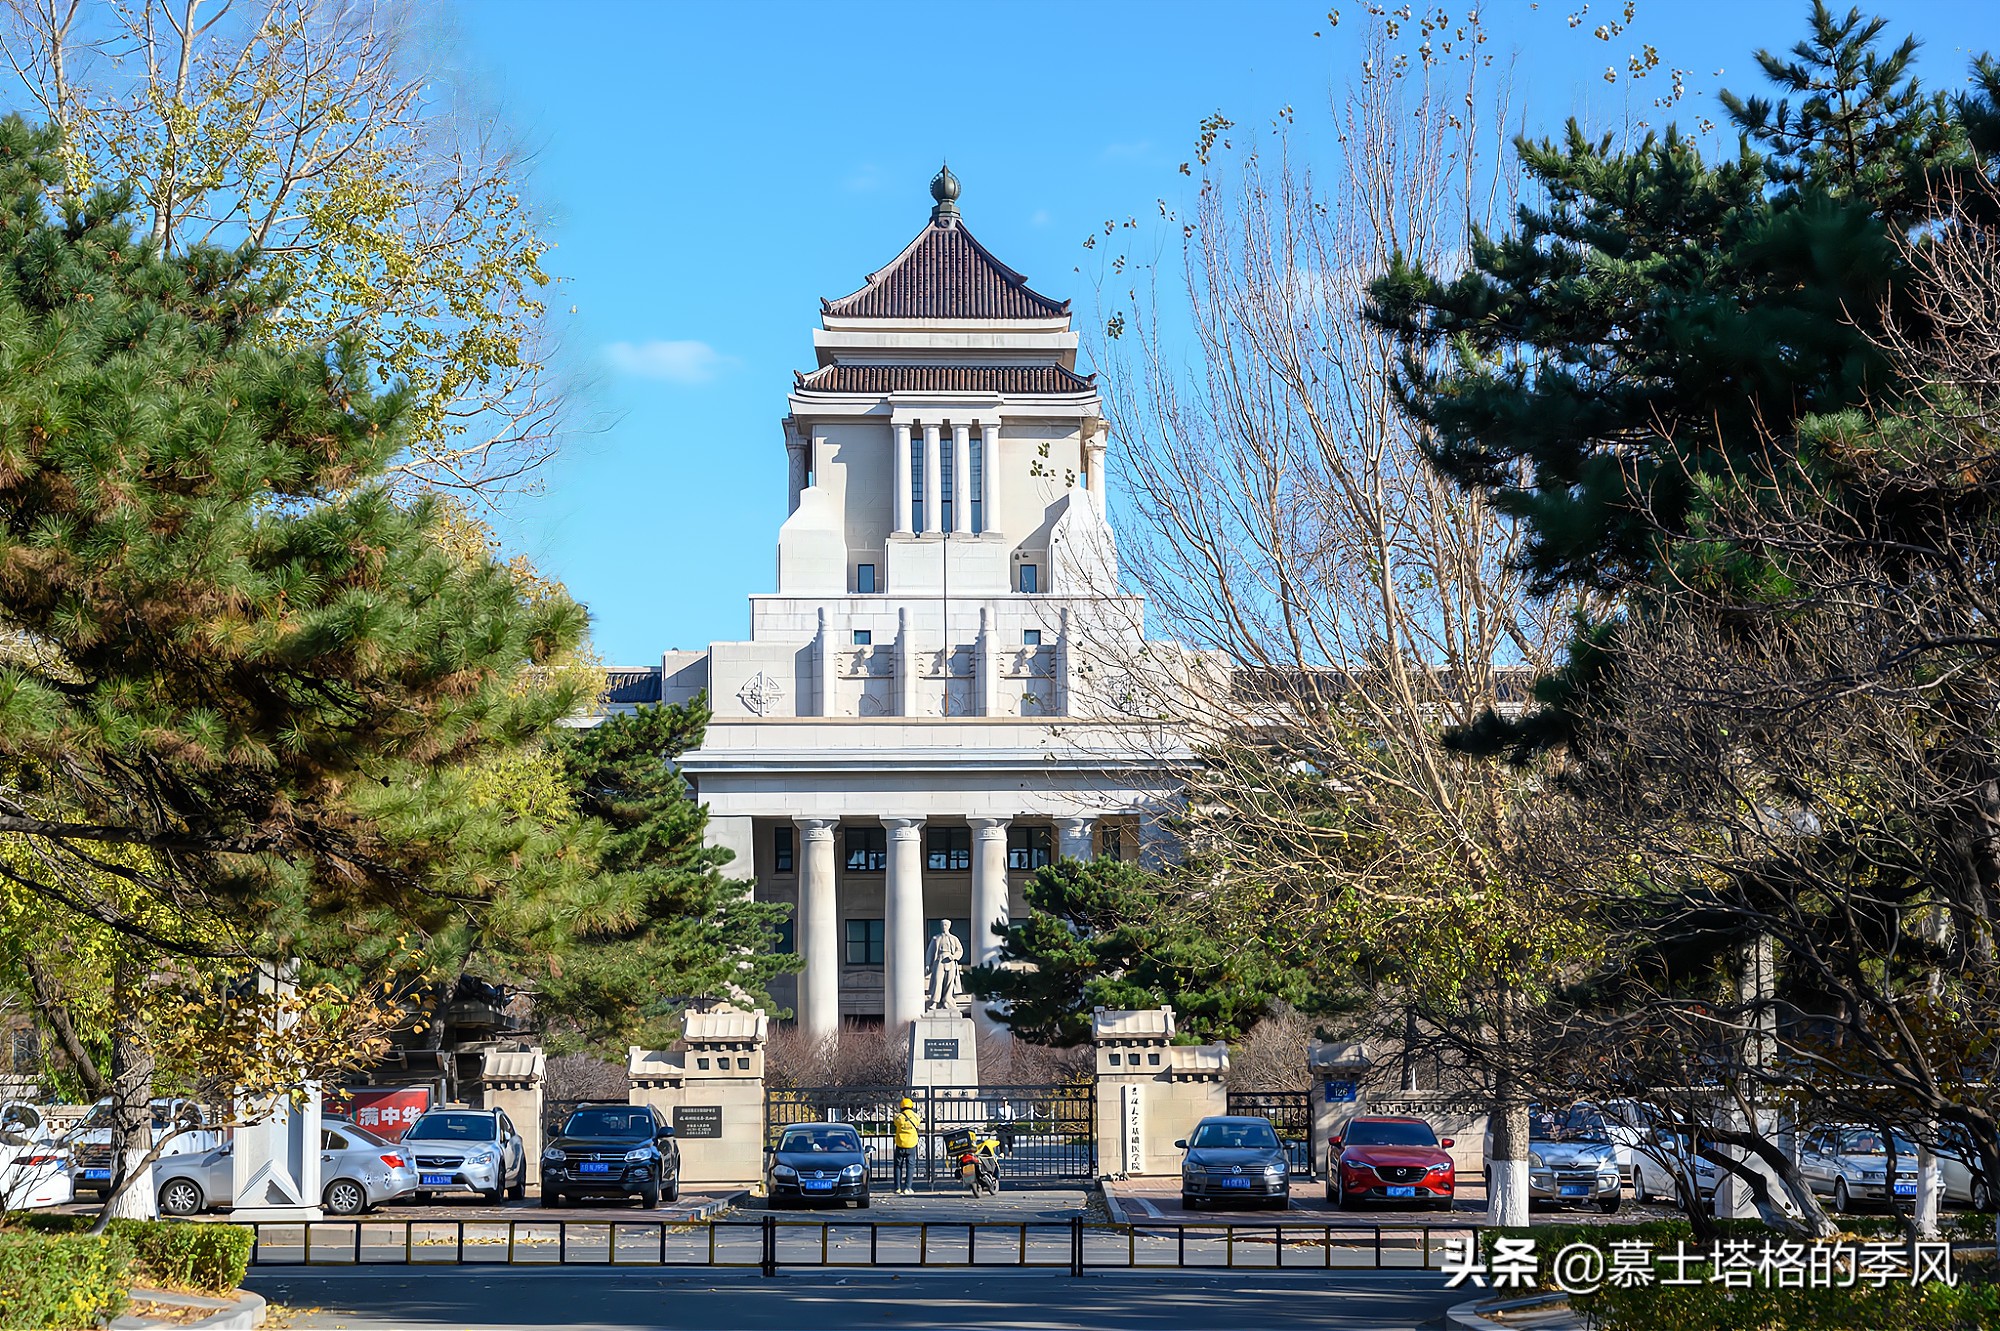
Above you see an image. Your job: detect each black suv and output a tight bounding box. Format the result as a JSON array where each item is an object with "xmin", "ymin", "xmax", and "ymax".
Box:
[{"xmin": 540, "ymin": 1103, "xmax": 680, "ymax": 1208}]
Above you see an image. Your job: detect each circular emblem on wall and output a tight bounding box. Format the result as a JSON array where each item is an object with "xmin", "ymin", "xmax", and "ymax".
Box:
[{"xmin": 738, "ymin": 671, "xmax": 785, "ymax": 716}]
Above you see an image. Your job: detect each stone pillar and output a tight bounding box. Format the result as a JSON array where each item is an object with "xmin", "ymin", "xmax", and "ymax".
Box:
[
  {"xmin": 229, "ymin": 960, "xmax": 324, "ymax": 1220},
  {"xmin": 814, "ymin": 607, "xmax": 834, "ymax": 718},
  {"xmin": 893, "ymin": 421, "xmax": 913, "ymax": 535},
  {"xmin": 1306, "ymin": 1041, "xmax": 1371, "ymax": 1181},
  {"xmin": 795, "ymin": 818, "xmax": 840, "ymax": 1042},
  {"xmin": 477, "ymin": 1048, "xmax": 545, "ymax": 1186},
  {"xmin": 1055, "ymin": 607, "xmax": 1073, "ymax": 715},
  {"xmin": 1058, "ymin": 816, "xmax": 1094, "ymax": 863},
  {"xmin": 894, "ymin": 607, "xmax": 914, "ymax": 717},
  {"xmin": 980, "ymin": 424, "xmax": 998, "ymax": 531},
  {"xmin": 969, "ymin": 817, "xmax": 1011, "ymax": 1043},
  {"xmin": 922, "ymin": 424, "xmax": 942, "ymax": 534},
  {"xmin": 786, "ymin": 429, "xmax": 809, "ymax": 515},
  {"xmin": 951, "ymin": 423, "xmax": 972, "ymax": 533},
  {"xmin": 628, "ymin": 1007, "xmax": 768, "ymax": 1188},
  {"xmin": 1086, "ymin": 423, "xmax": 1109, "ymax": 518},
  {"xmin": 976, "ymin": 608, "xmax": 998, "ymax": 717},
  {"xmin": 1091, "ymin": 1007, "xmax": 1228, "ymax": 1177},
  {"xmin": 884, "ymin": 817, "xmax": 927, "ymax": 1036}
]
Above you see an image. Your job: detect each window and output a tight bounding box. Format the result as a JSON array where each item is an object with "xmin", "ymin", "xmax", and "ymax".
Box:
[
  {"xmin": 852, "ymin": 629, "xmax": 872, "ymax": 646},
  {"xmin": 774, "ymin": 918, "xmax": 795, "ymax": 954},
  {"xmin": 1100, "ymin": 823, "xmax": 1123, "ymax": 861},
  {"xmin": 926, "ymin": 825, "xmax": 971, "ymax": 870},
  {"xmin": 928, "ymin": 917, "xmax": 972, "ymax": 944},
  {"xmin": 1022, "ymin": 629, "xmax": 1042, "ymax": 647},
  {"xmin": 845, "ymin": 918, "xmax": 884, "ymax": 965},
  {"xmin": 856, "ymin": 563, "xmax": 877, "ymax": 594},
  {"xmin": 1007, "ymin": 825, "xmax": 1053, "ymax": 870},
  {"xmin": 911, "ymin": 435, "xmax": 925, "ymax": 532},
  {"xmin": 845, "ymin": 827, "xmax": 887, "ymax": 872},
  {"xmin": 773, "ymin": 826, "xmax": 794, "ymax": 873},
  {"xmin": 970, "ymin": 432, "xmax": 985, "ymax": 533},
  {"xmin": 940, "ymin": 436, "xmax": 955, "ymax": 532},
  {"xmin": 1018, "ymin": 563, "xmax": 1039, "ymax": 594}
]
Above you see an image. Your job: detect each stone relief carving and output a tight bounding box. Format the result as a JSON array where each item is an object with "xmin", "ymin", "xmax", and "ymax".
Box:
[{"xmin": 737, "ymin": 671, "xmax": 785, "ymax": 716}]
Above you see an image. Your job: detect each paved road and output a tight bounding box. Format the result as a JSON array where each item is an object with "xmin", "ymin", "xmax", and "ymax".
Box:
[
  {"xmin": 749, "ymin": 1184, "xmax": 1101, "ymax": 1223},
  {"xmin": 247, "ymin": 1267, "xmax": 1468, "ymax": 1330}
]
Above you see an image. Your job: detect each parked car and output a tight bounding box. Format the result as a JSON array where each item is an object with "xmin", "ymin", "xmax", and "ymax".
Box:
[
  {"xmin": 767, "ymin": 1122, "xmax": 871, "ymax": 1209},
  {"xmin": 1629, "ymin": 1128, "xmax": 1720, "ymax": 1207},
  {"xmin": 1326, "ymin": 1116, "xmax": 1456, "ymax": 1210},
  {"xmin": 1560, "ymin": 1100, "xmax": 1665, "ymax": 1185},
  {"xmin": 70, "ymin": 1098, "xmax": 220, "ymax": 1201},
  {"xmin": 1935, "ymin": 1123, "xmax": 1996, "ymax": 1211},
  {"xmin": 1527, "ymin": 1118, "xmax": 1622, "ymax": 1213},
  {"xmin": 1799, "ymin": 1125, "xmax": 1939, "ymax": 1213},
  {"xmin": 540, "ymin": 1103, "xmax": 680, "ymax": 1209},
  {"xmin": 154, "ymin": 1121, "xmax": 418, "ymax": 1216},
  {"xmin": 1176, "ymin": 1115, "xmax": 1290, "ymax": 1211},
  {"xmin": 0, "ymin": 1103, "xmax": 70, "ymax": 1209},
  {"xmin": 397, "ymin": 1106, "xmax": 529, "ymax": 1205}
]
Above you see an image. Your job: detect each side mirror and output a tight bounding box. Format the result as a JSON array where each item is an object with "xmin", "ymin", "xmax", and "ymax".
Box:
[
  {"xmin": 1328, "ymin": 1136, "xmax": 1343, "ymax": 1150},
  {"xmin": 1174, "ymin": 1139, "xmax": 1188, "ymax": 1150},
  {"xmin": 1441, "ymin": 1138, "xmax": 1455, "ymax": 1150},
  {"xmin": 657, "ymin": 1126, "xmax": 676, "ymax": 1140},
  {"xmin": 865, "ymin": 1145, "xmax": 876, "ymax": 1157}
]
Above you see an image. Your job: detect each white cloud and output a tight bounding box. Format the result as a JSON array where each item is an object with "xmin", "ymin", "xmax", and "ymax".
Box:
[{"xmin": 603, "ymin": 339, "xmax": 735, "ymax": 385}]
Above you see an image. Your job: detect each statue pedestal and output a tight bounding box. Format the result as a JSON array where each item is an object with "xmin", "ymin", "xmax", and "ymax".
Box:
[{"xmin": 908, "ymin": 1010, "xmax": 979, "ymax": 1089}]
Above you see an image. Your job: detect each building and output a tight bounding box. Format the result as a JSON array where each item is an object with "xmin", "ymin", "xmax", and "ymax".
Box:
[{"xmin": 611, "ymin": 167, "xmax": 1187, "ymax": 1043}]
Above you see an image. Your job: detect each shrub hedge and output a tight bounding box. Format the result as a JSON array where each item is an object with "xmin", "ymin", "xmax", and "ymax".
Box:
[
  {"xmin": 0, "ymin": 1230, "xmax": 131, "ymax": 1330},
  {"xmin": 17, "ymin": 1214, "xmax": 252, "ymax": 1294}
]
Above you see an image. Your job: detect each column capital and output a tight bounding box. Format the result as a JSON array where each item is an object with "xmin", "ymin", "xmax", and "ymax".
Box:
[
  {"xmin": 1057, "ymin": 815, "xmax": 1095, "ymax": 837},
  {"xmin": 793, "ymin": 817, "xmax": 838, "ymax": 840},
  {"xmin": 883, "ymin": 816, "xmax": 926, "ymax": 840},
  {"xmin": 968, "ymin": 817, "xmax": 1010, "ymax": 839}
]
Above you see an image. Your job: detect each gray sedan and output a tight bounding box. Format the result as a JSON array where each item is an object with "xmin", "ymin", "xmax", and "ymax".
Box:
[
  {"xmin": 1799, "ymin": 1125, "xmax": 1935, "ymax": 1212},
  {"xmin": 1177, "ymin": 1116, "xmax": 1290, "ymax": 1210},
  {"xmin": 156, "ymin": 1123, "xmax": 418, "ymax": 1216}
]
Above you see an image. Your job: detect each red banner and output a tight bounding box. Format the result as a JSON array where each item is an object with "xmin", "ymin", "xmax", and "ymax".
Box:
[{"xmin": 336, "ymin": 1087, "xmax": 433, "ymax": 1141}]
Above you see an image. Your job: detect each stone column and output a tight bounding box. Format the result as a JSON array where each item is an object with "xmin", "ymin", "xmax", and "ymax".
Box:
[
  {"xmin": 884, "ymin": 817, "xmax": 927, "ymax": 1035},
  {"xmin": 922, "ymin": 424, "xmax": 943, "ymax": 534},
  {"xmin": 786, "ymin": 430, "xmax": 809, "ymax": 515},
  {"xmin": 893, "ymin": 422, "xmax": 913, "ymax": 535},
  {"xmin": 976, "ymin": 607, "xmax": 998, "ymax": 717},
  {"xmin": 1059, "ymin": 816, "xmax": 1095, "ymax": 863},
  {"xmin": 951, "ymin": 423, "xmax": 972, "ymax": 534},
  {"xmin": 980, "ymin": 424, "xmax": 998, "ymax": 532},
  {"xmin": 795, "ymin": 818, "xmax": 840, "ymax": 1042},
  {"xmin": 1086, "ymin": 423, "xmax": 1109, "ymax": 518},
  {"xmin": 969, "ymin": 817, "xmax": 1010, "ymax": 1042},
  {"xmin": 477, "ymin": 1048, "xmax": 545, "ymax": 1185}
]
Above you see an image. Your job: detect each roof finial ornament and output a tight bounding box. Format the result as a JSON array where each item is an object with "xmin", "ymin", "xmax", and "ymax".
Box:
[{"xmin": 929, "ymin": 160, "xmax": 960, "ymax": 224}]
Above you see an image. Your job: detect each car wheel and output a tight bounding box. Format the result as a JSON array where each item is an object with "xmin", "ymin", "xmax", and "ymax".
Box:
[
  {"xmin": 324, "ymin": 1178, "xmax": 369, "ymax": 1217},
  {"xmin": 1597, "ymin": 1195, "xmax": 1621, "ymax": 1215},
  {"xmin": 1834, "ymin": 1177, "xmax": 1852, "ymax": 1213},
  {"xmin": 158, "ymin": 1178, "xmax": 204, "ymax": 1217},
  {"xmin": 857, "ymin": 1194, "xmax": 870, "ymax": 1209},
  {"xmin": 540, "ymin": 1188, "xmax": 561, "ymax": 1209},
  {"xmin": 639, "ymin": 1181, "xmax": 661, "ymax": 1209},
  {"xmin": 1182, "ymin": 1195, "xmax": 1198, "ymax": 1212},
  {"xmin": 414, "ymin": 1190, "xmax": 433, "ymax": 1204},
  {"xmin": 663, "ymin": 1176, "xmax": 680, "ymax": 1205},
  {"xmin": 1334, "ymin": 1175, "xmax": 1354, "ymax": 1210},
  {"xmin": 1632, "ymin": 1167, "xmax": 1651, "ymax": 1204},
  {"xmin": 507, "ymin": 1164, "xmax": 526, "ymax": 1201},
  {"xmin": 1972, "ymin": 1177, "xmax": 1995, "ymax": 1212}
]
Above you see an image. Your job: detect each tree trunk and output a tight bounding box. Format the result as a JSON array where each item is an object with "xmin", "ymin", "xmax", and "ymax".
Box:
[
  {"xmin": 92, "ymin": 965, "xmax": 158, "ymax": 1228},
  {"xmin": 1485, "ymin": 987, "xmax": 1530, "ymax": 1227}
]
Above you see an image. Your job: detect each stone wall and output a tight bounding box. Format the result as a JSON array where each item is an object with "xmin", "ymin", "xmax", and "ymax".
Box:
[
  {"xmin": 1091, "ymin": 1007, "xmax": 1228, "ymax": 1178},
  {"xmin": 628, "ymin": 1007, "xmax": 769, "ymax": 1189},
  {"xmin": 475, "ymin": 1048, "xmax": 545, "ymax": 1186}
]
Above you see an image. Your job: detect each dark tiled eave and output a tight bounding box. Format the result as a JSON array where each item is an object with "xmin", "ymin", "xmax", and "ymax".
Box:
[
  {"xmin": 823, "ymin": 221, "xmax": 1069, "ymax": 321},
  {"xmin": 794, "ymin": 364, "xmax": 1095, "ymax": 396}
]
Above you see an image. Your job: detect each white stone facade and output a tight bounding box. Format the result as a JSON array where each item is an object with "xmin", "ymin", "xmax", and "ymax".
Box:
[{"xmin": 618, "ymin": 173, "xmax": 1186, "ymax": 1042}]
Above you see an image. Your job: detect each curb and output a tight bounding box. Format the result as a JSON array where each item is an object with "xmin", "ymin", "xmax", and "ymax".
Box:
[
  {"xmin": 1097, "ymin": 1180, "xmax": 1132, "ymax": 1226},
  {"xmin": 679, "ymin": 1190, "xmax": 746, "ymax": 1221},
  {"xmin": 1443, "ymin": 1292, "xmax": 1576, "ymax": 1331},
  {"xmin": 112, "ymin": 1286, "xmax": 267, "ymax": 1330}
]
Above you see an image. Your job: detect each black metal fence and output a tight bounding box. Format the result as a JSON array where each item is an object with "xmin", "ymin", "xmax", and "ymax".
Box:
[
  {"xmin": 1227, "ymin": 1091, "xmax": 1315, "ymax": 1177},
  {"xmin": 242, "ymin": 1217, "xmax": 1483, "ymax": 1274},
  {"xmin": 765, "ymin": 1084, "xmax": 1095, "ymax": 1184}
]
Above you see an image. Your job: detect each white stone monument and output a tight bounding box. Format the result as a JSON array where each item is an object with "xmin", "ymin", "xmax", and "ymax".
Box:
[
  {"xmin": 229, "ymin": 961, "xmax": 324, "ymax": 1220},
  {"xmin": 908, "ymin": 923, "xmax": 979, "ymax": 1088}
]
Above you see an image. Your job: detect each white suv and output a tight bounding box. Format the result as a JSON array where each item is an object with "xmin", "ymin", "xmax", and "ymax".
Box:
[{"xmin": 396, "ymin": 1107, "xmax": 527, "ymax": 1205}]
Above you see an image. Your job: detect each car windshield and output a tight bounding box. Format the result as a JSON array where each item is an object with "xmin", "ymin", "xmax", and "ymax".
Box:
[
  {"xmin": 1839, "ymin": 1129, "xmax": 1918, "ymax": 1157},
  {"xmin": 563, "ymin": 1109, "xmax": 655, "ymax": 1139},
  {"xmin": 338, "ymin": 1123, "xmax": 390, "ymax": 1149},
  {"xmin": 406, "ymin": 1113, "xmax": 495, "ymax": 1142},
  {"xmin": 1189, "ymin": 1121, "xmax": 1280, "ymax": 1150},
  {"xmin": 779, "ymin": 1126, "xmax": 862, "ymax": 1153},
  {"xmin": 1344, "ymin": 1120, "xmax": 1440, "ymax": 1148}
]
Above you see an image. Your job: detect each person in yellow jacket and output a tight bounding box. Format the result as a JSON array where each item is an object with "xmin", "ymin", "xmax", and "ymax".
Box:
[{"xmin": 892, "ymin": 1096, "xmax": 922, "ymax": 1195}]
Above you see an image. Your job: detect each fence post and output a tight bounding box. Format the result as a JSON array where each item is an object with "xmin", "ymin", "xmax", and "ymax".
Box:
[
  {"xmin": 761, "ymin": 1213, "xmax": 777, "ymax": 1277},
  {"xmin": 1070, "ymin": 1216, "xmax": 1083, "ymax": 1277}
]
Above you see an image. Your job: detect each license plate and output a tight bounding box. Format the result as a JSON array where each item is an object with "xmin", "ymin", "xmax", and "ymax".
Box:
[
  {"xmin": 1559, "ymin": 1184, "xmax": 1589, "ymax": 1196},
  {"xmin": 579, "ymin": 1162, "xmax": 611, "ymax": 1174},
  {"xmin": 1894, "ymin": 1182, "xmax": 1917, "ymax": 1196},
  {"xmin": 1221, "ymin": 1177, "xmax": 1252, "ymax": 1189},
  {"xmin": 82, "ymin": 1169, "xmax": 111, "ymax": 1181},
  {"xmin": 420, "ymin": 1173, "xmax": 454, "ymax": 1187},
  {"xmin": 803, "ymin": 1180, "xmax": 834, "ymax": 1192},
  {"xmin": 1386, "ymin": 1185, "xmax": 1416, "ymax": 1197}
]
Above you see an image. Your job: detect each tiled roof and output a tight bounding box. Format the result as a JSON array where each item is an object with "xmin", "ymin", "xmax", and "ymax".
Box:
[
  {"xmin": 603, "ymin": 667, "xmax": 662, "ymax": 705},
  {"xmin": 794, "ymin": 364, "xmax": 1094, "ymax": 395},
  {"xmin": 824, "ymin": 221, "xmax": 1069, "ymax": 320}
]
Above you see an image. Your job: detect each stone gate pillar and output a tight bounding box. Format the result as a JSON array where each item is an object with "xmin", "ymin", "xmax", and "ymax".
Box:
[
  {"xmin": 628, "ymin": 1006, "xmax": 769, "ymax": 1188},
  {"xmin": 476, "ymin": 1047, "xmax": 545, "ymax": 1185},
  {"xmin": 1091, "ymin": 1006, "xmax": 1228, "ymax": 1177},
  {"xmin": 1307, "ymin": 1040, "xmax": 1370, "ymax": 1175}
]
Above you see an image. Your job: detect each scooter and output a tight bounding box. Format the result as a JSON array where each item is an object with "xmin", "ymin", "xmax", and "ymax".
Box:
[{"xmin": 948, "ymin": 1129, "xmax": 1001, "ymax": 1197}]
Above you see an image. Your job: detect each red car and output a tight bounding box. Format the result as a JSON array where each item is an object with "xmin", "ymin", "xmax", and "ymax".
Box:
[{"xmin": 1327, "ymin": 1116, "xmax": 1456, "ymax": 1210}]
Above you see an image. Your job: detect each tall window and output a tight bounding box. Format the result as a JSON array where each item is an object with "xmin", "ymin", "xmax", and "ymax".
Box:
[
  {"xmin": 1100, "ymin": 823, "xmax": 1124, "ymax": 862},
  {"xmin": 926, "ymin": 826, "xmax": 971, "ymax": 871},
  {"xmin": 774, "ymin": 919, "xmax": 796, "ymax": 954},
  {"xmin": 970, "ymin": 433, "xmax": 985, "ymax": 533},
  {"xmin": 1007, "ymin": 825, "xmax": 1053, "ymax": 871},
  {"xmin": 844, "ymin": 827, "xmax": 887, "ymax": 872},
  {"xmin": 1018, "ymin": 563, "xmax": 1039, "ymax": 594},
  {"xmin": 911, "ymin": 435, "xmax": 925, "ymax": 532},
  {"xmin": 939, "ymin": 438, "xmax": 955, "ymax": 532},
  {"xmin": 856, "ymin": 563, "xmax": 877, "ymax": 593},
  {"xmin": 845, "ymin": 918, "xmax": 884, "ymax": 965},
  {"xmin": 773, "ymin": 826, "xmax": 794, "ymax": 873}
]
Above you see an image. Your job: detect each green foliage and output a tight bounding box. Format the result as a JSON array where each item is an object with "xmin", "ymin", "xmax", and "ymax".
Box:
[
  {"xmin": 965, "ymin": 857, "xmax": 1353, "ymax": 1046},
  {"xmin": 18, "ymin": 1215, "xmax": 249, "ymax": 1294},
  {"xmin": 0, "ymin": 1230, "xmax": 131, "ymax": 1329}
]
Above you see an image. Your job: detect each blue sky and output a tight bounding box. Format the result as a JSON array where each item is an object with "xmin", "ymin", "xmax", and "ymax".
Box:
[{"xmin": 456, "ymin": 0, "xmax": 1995, "ymax": 665}]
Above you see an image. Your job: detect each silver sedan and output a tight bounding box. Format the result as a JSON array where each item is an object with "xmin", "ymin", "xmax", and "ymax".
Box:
[{"xmin": 156, "ymin": 1123, "xmax": 417, "ymax": 1216}]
